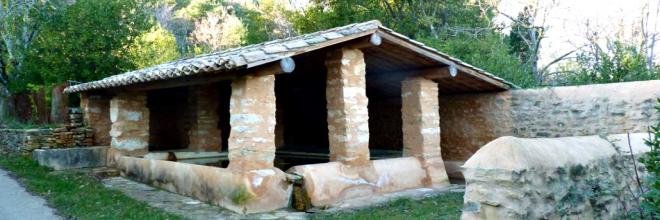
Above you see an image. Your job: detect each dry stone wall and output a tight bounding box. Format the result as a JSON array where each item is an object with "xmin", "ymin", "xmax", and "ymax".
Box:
[
  {"xmin": 440, "ymin": 80, "xmax": 660, "ymax": 161},
  {"xmin": 0, "ymin": 110, "xmax": 96, "ymax": 154},
  {"xmin": 0, "ymin": 129, "xmax": 51, "ymax": 154},
  {"xmin": 461, "ymin": 133, "xmax": 649, "ymax": 219}
]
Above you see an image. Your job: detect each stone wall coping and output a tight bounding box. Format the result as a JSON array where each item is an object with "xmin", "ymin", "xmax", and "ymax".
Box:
[{"xmin": 463, "ymin": 133, "xmax": 650, "ymax": 171}]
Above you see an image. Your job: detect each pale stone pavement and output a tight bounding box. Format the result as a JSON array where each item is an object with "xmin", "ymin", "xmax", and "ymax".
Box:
[
  {"xmin": 0, "ymin": 169, "xmax": 60, "ymax": 220},
  {"xmin": 103, "ymin": 176, "xmax": 466, "ymax": 220},
  {"xmin": 103, "ymin": 177, "xmax": 308, "ymax": 220}
]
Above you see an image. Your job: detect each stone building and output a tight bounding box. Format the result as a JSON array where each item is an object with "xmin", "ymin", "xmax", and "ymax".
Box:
[{"xmin": 63, "ymin": 20, "xmax": 660, "ymax": 213}]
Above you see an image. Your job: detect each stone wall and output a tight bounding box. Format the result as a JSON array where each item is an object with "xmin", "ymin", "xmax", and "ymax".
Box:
[
  {"xmin": 440, "ymin": 80, "xmax": 660, "ymax": 161},
  {"xmin": 0, "ymin": 129, "xmax": 51, "ymax": 154},
  {"xmin": 81, "ymin": 93, "xmax": 111, "ymax": 146},
  {"xmin": 0, "ymin": 110, "xmax": 98, "ymax": 154},
  {"xmin": 187, "ymin": 85, "xmax": 221, "ymax": 151},
  {"xmin": 461, "ymin": 133, "xmax": 649, "ymax": 219}
]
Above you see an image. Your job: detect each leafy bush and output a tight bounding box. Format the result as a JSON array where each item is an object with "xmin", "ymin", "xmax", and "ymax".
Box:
[{"xmin": 640, "ymin": 98, "xmax": 660, "ymax": 218}]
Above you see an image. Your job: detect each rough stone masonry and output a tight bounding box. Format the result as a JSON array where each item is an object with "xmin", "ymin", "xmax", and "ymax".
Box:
[
  {"xmin": 325, "ymin": 48, "xmax": 371, "ymax": 164},
  {"xmin": 401, "ymin": 76, "xmax": 449, "ymax": 186},
  {"xmin": 109, "ymin": 92, "xmax": 150, "ymax": 156},
  {"xmin": 227, "ymin": 74, "xmax": 277, "ymax": 170}
]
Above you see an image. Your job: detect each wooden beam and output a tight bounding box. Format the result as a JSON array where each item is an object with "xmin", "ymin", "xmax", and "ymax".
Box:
[
  {"xmin": 421, "ymin": 67, "xmax": 455, "ymax": 81},
  {"xmin": 254, "ymin": 57, "xmax": 296, "ymax": 76},
  {"xmin": 348, "ymin": 33, "xmax": 382, "ymax": 49},
  {"xmin": 375, "ymin": 30, "xmax": 510, "ymax": 90}
]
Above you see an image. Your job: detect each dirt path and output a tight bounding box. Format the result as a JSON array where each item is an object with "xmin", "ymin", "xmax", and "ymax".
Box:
[{"xmin": 0, "ymin": 169, "xmax": 60, "ymax": 220}]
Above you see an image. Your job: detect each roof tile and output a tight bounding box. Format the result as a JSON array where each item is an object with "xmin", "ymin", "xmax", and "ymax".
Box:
[{"xmin": 64, "ymin": 20, "xmax": 514, "ymax": 93}]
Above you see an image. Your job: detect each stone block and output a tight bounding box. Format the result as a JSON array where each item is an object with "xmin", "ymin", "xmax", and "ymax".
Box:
[
  {"xmin": 32, "ymin": 146, "xmax": 108, "ymax": 170},
  {"xmin": 461, "ymin": 134, "xmax": 650, "ymax": 219}
]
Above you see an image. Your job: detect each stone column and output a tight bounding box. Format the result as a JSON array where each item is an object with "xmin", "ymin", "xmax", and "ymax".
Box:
[
  {"xmin": 325, "ymin": 48, "xmax": 370, "ymax": 164},
  {"xmin": 401, "ymin": 76, "xmax": 449, "ymax": 186},
  {"xmin": 81, "ymin": 93, "xmax": 112, "ymax": 146},
  {"xmin": 227, "ymin": 75, "xmax": 276, "ymax": 170},
  {"xmin": 109, "ymin": 92, "xmax": 149, "ymax": 156},
  {"xmin": 188, "ymin": 85, "xmax": 221, "ymax": 151}
]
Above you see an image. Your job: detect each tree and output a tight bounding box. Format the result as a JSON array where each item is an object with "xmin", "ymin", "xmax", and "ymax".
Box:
[
  {"xmin": 507, "ymin": 5, "xmax": 543, "ymax": 82},
  {"xmin": 0, "ymin": 0, "xmax": 56, "ymax": 117},
  {"xmin": 20, "ymin": 0, "xmax": 153, "ymax": 90},
  {"xmin": 127, "ymin": 25, "xmax": 180, "ymax": 68},
  {"xmin": 189, "ymin": 5, "xmax": 246, "ymax": 53},
  {"xmin": 290, "ymin": 0, "xmax": 536, "ymax": 87},
  {"xmin": 559, "ymin": 40, "xmax": 660, "ymax": 85}
]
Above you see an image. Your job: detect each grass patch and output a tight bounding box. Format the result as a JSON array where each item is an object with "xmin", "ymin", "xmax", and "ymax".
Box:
[
  {"xmin": 311, "ymin": 192, "xmax": 464, "ymax": 220},
  {"xmin": 0, "ymin": 154, "xmax": 184, "ymax": 220}
]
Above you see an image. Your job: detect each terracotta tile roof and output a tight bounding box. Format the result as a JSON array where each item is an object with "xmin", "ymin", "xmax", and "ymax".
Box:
[{"xmin": 64, "ymin": 20, "xmax": 515, "ymax": 93}]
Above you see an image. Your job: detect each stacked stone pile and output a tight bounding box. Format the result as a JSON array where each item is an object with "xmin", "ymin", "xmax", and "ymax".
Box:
[{"xmin": 47, "ymin": 108, "xmax": 94, "ymax": 148}]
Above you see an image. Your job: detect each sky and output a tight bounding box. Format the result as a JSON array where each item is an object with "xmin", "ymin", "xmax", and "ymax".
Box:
[{"xmin": 495, "ymin": 0, "xmax": 660, "ymax": 68}]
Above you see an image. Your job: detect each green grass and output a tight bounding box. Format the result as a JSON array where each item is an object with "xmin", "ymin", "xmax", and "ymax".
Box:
[
  {"xmin": 0, "ymin": 154, "xmax": 184, "ymax": 220},
  {"xmin": 311, "ymin": 192, "xmax": 464, "ymax": 220}
]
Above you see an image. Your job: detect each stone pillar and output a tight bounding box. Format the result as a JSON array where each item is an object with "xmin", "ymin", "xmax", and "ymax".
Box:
[
  {"xmin": 187, "ymin": 85, "xmax": 221, "ymax": 151},
  {"xmin": 81, "ymin": 93, "xmax": 112, "ymax": 146},
  {"xmin": 50, "ymin": 83, "xmax": 69, "ymax": 124},
  {"xmin": 109, "ymin": 92, "xmax": 149, "ymax": 156},
  {"xmin": 227, "ymin": 75, "xmax": 276, "ymax": 170},
  {"xmin": 325, "ymin": 48, "xmax": 370, "ymax": 164},
  {"xmin": 402, "ymin": 77, "xmax": 441, "ymax": 158},
  {"xmin": 401, "ymin": 76, "xmax": 449, "ymax": 186}
]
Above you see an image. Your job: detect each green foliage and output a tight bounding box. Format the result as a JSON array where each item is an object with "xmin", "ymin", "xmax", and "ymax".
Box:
[
  {"xmin": 128, "ymin": 25, "xmax": 181, "ymax": 69},
  {"xmin": 420, "ymin": 33, "xmax": 536, "ymax": 88},
  {"xmin": 640, "ymin": 98, "xmax": 660, "ymax": 218},
  {"xmin": 560, "ymin": 40, "xmax": 660, "ymax": 86},
  {"xmin": 291, "ymin": 0, "xmax": 536, "ymax": 88},
  {"xmin": 15, "ymin": 0, "xmax": 153, "ymax": 92},
  {"xmin": 0, "ymin": 155, "xmax": 183, "ymax": 220}
]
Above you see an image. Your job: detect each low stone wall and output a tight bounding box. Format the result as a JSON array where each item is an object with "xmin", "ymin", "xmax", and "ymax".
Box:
[
  {"xmin": 0, "ymin": 129, "xmax": 51, "ymax": 154},
  {"xmin": 461, "ymin": 133, "xmax": 649, "ymax": 219},
  {"xmin": 114, "ymin": 154, "xmax": 292, "ymax": 214},
  {"xmin": 32, "ymin": 146, "xmax": 107, "ymax": 170},
  {"xmin": 440, "ymin": 80, "xmax": 660, "ymax": 161},
  {"xmin": 289, "ymin": 156, "xmax": 450, "ymax": 208}
]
